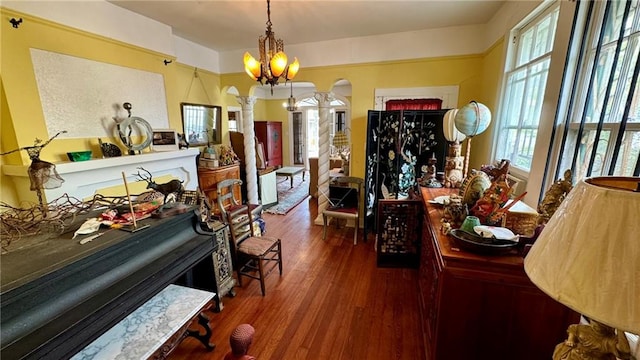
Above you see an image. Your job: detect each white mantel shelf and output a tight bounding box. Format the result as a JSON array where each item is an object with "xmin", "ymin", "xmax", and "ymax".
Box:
[{"xmin": 3, "ymin": 148, "xmax": 200, "ymax": 203}]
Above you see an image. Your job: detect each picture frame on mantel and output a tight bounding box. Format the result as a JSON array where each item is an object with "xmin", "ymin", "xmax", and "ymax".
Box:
[{"xmin": 180, "ymin": 103, "xmax": 222, "ymax": 146}]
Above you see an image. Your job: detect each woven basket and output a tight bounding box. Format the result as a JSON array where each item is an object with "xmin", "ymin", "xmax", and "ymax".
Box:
[{"xmin": 504, "ymin": 211, "xmax": 539, "ymax": 237}]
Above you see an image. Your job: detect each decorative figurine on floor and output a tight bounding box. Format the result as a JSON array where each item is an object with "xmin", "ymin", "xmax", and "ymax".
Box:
[
  {"xmin": 134, "ymin": 167, "xmax": 184, "ymax": 211},
  {"xmin": 0, "ymin": 130, "xmax": 67, "ymax": 216},
  {"xmin": 224, "ymin": 324, "xmax": 256, "ymax": 360}
]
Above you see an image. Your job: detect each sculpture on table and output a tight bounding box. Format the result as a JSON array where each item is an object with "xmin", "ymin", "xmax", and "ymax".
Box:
[
  {"xmin": 0, "ymin": 130, "xmax": 67, "ymax": 216},
  {"xmin": 134, "ymin": 167, "xmax": 184, "ymax": 209},
  {"xmin": 442, "ymin": 109, "xmax": 466, "ymax": 188},
  {"xmin": 469, "ymin": 174, "xmax": 514, "ymax": 225},
  {"xmin": 480, "ymin": 159, "xmax": 510, "ymax": 181},
  {"xmin": 538, "ymin": 169, "xmax": 573, "ymax": 224},
  {"xmin": 420, "ymin": 154, "xmax": 442, "ymax": 188},
  {"xmin": 113, "ymin": 102, "xmax": 153, "ymax": 155}
]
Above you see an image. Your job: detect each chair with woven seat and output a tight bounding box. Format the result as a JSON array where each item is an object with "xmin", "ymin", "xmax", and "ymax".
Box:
[
  {"xmin": 216, "ymin": 178, "xmax": 282, "ymax": 296},
  {"xmin": 322, "ymin": 176, "xmax": 364, "ymax": 245}
]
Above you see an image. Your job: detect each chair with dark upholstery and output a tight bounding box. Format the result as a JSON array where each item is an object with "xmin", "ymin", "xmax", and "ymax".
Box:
[
  {"xmin": 322, "ymin": 176, "xmax": 364, "ymax": 245},
  {"xmin": 216, "ymin": 178, "xmax": 282, "ymax": 296}
]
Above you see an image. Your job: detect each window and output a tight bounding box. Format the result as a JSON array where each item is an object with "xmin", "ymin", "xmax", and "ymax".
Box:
[
  {"xmin": 228, "ymin": 110, "xmax": 241, "ymax": 132},
  {"xmin": 495, "ymin": 2, "xmax": 560, "ymax": 171},
  {"xmin": 548, "ymin": 0, "xmax": 640, "ymax": 185}
]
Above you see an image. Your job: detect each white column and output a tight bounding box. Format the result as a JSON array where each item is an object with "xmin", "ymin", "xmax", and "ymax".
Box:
[
  {"xmin": 314, "ymin": 92, "xmax": 335, "ymax": 225},
  {"xmin": 237, "ymin": 96, "xmax": 259, "ymax": 205}
]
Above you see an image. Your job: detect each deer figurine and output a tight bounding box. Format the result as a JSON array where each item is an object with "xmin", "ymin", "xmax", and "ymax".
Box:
[{"xmin": 134, "ymin": 167, "xmax": 184, "ymax": 205}]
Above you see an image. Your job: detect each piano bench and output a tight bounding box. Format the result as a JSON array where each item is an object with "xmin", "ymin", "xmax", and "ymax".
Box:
[{"xmin": 71, "ymin": 284, "xmax": 216, "ymax": 360}]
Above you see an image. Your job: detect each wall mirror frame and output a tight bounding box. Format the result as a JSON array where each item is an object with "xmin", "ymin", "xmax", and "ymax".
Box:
[{"xmin": 180, "ymin": 102, "xmax": 222, "ymax": 146}]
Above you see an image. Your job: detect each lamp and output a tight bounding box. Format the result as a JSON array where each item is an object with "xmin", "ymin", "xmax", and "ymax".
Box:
[
  {"xmin": 453, "ymin": 101, "xmax": 491, "ymax": 179},
  {"xmin": 243, "ymin": 0, "xmax": 300, "ymax": 93},
  {"xmin": 524, "ymin": 176, "xmax": 639, "ymax": 359},
  {"xmin": 332, "ymin": 130, "xmax": 350, "ymax": 175},
  {"xmin": 286, "ymin": 81, "xmax": 297, "ymax": 112},
  {"xmin": 442, "ymin": 108, "xmax": 466, "ymax": 187}
]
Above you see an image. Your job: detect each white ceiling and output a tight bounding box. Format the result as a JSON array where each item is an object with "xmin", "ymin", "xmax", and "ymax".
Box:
[{"xmin": 108, "ymin": 0, "xmax": 506, "ymax": 53}]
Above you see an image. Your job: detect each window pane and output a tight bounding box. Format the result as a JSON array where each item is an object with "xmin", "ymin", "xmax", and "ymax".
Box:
[
  {"xmin": 551, "ymin": 0, "xmax": 640, "ymax": 182},
  {"xmin": 307, "ymin": 109, "xmax": 319, "ymax": 158},
  {"xmin": 496, "ymin": 2, "xmax": 560, "ymax": 172},
  {"xmin": 504, "ymin": 69, "xmax": 527, "ymax": 127},
  {"xmin": 613, "ymin": 130, "xmax": 640, "ymax": 175}
]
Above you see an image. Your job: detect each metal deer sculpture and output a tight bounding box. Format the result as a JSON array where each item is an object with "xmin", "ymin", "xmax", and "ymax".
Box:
[{"xmin": 134, "ymin": 167, "xmax": 184, "ymax": 205}]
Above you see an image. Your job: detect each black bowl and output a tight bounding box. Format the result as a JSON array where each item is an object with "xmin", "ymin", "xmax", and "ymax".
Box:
[{"xmin": 449, "ymin": 229, "xmax": 519, "ymax": 256}]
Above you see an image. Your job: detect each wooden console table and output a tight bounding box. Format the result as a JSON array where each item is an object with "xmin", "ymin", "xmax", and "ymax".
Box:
[{"xmin": 418, "ymin": 187, "xmax": 579, "ymax": 360}]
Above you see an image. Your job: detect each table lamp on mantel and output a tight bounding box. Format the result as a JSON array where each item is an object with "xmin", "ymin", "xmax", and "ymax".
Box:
[{"xmin": 524, "ymin": 176, "xmax": 640, "ymax": 360}]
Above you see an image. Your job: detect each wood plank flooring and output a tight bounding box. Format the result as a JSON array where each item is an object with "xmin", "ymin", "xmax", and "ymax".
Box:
[{"xmin": 169, "ymin": 195, "xmax": 425, "ymax": 360}]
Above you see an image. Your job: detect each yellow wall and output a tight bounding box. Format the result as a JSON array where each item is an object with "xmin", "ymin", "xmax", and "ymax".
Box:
[
  {"xmin": 1, "ymin": 7, "xmax": 505, "ymax": 206},
  {"xmin": 222, "ymin": 55, "xmax": 487, "ymax": 178}
]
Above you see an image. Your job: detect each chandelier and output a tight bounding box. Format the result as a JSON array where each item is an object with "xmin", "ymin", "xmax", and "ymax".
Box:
[
  {"xmin": 286, "ymin": 81, "xmax": 297, "ymax": 112},
  {"xmin": 243, "ymin": 0, "xmax": 300, "ymax": 93}
]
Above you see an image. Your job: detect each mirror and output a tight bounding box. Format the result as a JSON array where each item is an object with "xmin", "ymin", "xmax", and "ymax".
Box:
[{"xmin": 180, "ymin": 103, "xmax": 222, "ymax": 146}]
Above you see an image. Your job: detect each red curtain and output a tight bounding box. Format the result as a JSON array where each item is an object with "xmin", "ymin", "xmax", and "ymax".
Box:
[{"xmin": 385, "ymin": 98, "xmax": 442, "ymax": 110}]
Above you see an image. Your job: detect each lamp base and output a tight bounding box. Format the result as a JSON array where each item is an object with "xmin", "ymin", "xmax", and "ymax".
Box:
[{"xmin": 552, "ymin": 319, "xmax": 631, "ymax": 360}]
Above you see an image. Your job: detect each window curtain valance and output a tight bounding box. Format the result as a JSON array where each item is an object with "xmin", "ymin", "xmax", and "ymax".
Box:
[{"xmin": 385, "ymin": 98, "xmax": 442, "ymax": 111}]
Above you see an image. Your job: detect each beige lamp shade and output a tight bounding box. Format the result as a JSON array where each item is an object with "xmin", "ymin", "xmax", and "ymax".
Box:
[
  {"xmin": 332, "ymin": 131, "xmax": 349, "ymax": 147},
  {"xmin": 524, "ymin": 177, "xmax": 640, "ymax": 334},
  {"xmin": 443, "ymin": 109, "xmax": 466, "ymax": 143}
]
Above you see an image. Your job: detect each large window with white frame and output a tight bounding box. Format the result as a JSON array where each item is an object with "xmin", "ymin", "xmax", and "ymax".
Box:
[
  {"xmin": 495, "ymin": 1, "xmax": 561, "ymax": 172},
  {"xmin": 547, "ymin": 0, "xmax": 640, "ymax": 187}
]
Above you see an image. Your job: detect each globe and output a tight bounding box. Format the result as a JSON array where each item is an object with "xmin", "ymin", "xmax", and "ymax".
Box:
[{"xmin": 454, "ymin": 101, "xmax": 492, "ymax": 137}]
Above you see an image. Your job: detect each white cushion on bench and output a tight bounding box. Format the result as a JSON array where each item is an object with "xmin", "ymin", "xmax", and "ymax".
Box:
[{"xmin": 72, "ymin": 284, "xmax": 214, "ymax": 360}]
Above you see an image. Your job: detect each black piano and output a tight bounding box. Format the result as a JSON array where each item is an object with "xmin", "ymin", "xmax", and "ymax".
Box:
[{"xmin": 1, "ymin": 209, "xmax": 219, "ymax": 359}]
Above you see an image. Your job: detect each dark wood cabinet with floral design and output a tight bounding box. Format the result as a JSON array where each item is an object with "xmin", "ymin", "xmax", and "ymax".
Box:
[{"xmin": 364, "ymin": 110, "xmax": 448, "ymax": 240}]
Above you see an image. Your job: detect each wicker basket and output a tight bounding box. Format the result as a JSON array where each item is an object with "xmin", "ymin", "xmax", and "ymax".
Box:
[{"xmin": 504, "ymin": 211, "xmax": 539, "ymax": 237}]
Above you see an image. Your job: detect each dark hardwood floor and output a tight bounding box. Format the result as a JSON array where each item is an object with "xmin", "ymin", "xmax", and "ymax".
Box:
[{"xmin": 170, "ymin": 195, "xmax": 425, "ymax": 360}]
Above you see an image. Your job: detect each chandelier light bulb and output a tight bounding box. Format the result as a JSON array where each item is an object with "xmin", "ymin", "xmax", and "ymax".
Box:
[
  {"xmin": 270, "ymin": 52, "xmax": 288, "ymax": 78},
  {"xmin": 286, "ymin": 57, "xmax": 300, "ymax": 80},
  {"xmin": 243, "ymin": 52, "xmax": 261, "ymax": 80}
]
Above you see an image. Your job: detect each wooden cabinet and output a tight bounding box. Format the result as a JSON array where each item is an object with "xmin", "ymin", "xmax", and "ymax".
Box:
[
  {"xmin": 376, "ymin": 198, "xmax": 422, "ymax": 268},
  {"xmin": 254, "ymin": 121, "xmax": 282, "ymax": 168},
  {"xmin": 418, "ymin": 186, "xmax": 579, "ymax": 360},
  {"xmin": 198, "ymin": 164, "xmax": 241, "ymax": 215}
]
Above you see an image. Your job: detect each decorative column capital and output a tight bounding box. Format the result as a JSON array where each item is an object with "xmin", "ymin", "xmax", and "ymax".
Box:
[
  {"xmin": 236, "ymin": 96, "xmax": 257, "ymax": 110},
  {"xmin": 314, "ymin": 92, "xmax": 335, "ymax": 108}
]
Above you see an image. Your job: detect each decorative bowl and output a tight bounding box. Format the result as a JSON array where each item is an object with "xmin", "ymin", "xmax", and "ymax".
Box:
[
  {"xmin": 67, "ymin": 151, "xmax": 92, "ymax": 162},
  {"xmin": 449, "ymin": 229, "xmax": 519, "ymax": 256}
]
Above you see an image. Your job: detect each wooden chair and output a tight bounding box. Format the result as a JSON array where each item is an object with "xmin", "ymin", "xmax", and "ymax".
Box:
[
  {"xmin": 322, "ymin": 176, "xmax": 364, "ymax": 245},
  {"xmin": 216, "ymin": 179, "xmax": 282, "ymax": 296}
]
